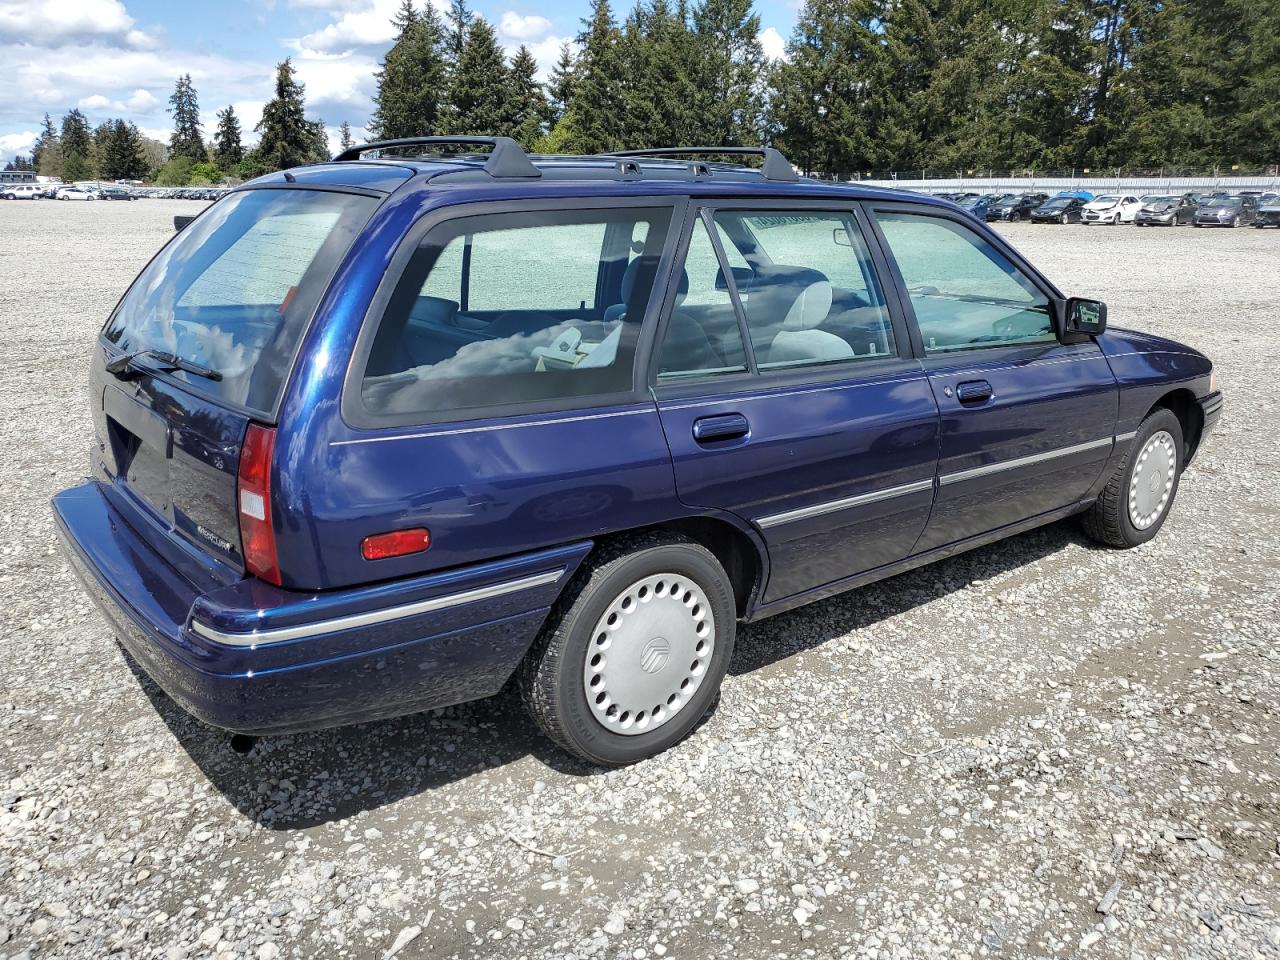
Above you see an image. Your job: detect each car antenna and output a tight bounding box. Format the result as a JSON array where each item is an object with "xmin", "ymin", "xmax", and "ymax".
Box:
[{"xmin": 282, "ymin": 170, "xmax": 296, "ymax": 183}]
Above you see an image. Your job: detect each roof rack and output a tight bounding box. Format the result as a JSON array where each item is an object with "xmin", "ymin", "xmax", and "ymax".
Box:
[
  {"xmin": 604, "ymin": 146, "xmax": 799, "ymax": 183},
  {"xmin": 332, "ymin": 136, "xmax": 541, "ymax": 179}
]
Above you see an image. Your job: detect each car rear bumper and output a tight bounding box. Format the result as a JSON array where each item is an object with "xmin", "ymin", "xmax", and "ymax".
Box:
[{"xmin": 53, "ymin": 481, "xmax": 589, "ymax": 735}]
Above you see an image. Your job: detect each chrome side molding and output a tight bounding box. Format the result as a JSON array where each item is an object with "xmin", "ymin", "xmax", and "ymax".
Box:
[{"xmin": 190, "ymin": 568, "xmax": 565, "ymax": 647}]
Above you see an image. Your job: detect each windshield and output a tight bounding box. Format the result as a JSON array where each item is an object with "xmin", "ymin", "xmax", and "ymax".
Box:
[
  {"xmin": 1040, "ymin": 199, "xmax": 1069, "ymax": 210},
  {"xmin": 103, "ymin": 188, "xmax": 375, "ymax": 415},
  {"xmin": 1207, "ymin": 198, "xmax": 1243, "ymax": 208},
  {"xmin": 1092, "ymin": 195, "xmax": 1119, "ymax": 204}
]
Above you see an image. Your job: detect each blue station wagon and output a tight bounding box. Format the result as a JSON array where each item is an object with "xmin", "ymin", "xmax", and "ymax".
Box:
[{"xmin": 53, "ymin": 138, "xmax": 1223, "ymax": 765}]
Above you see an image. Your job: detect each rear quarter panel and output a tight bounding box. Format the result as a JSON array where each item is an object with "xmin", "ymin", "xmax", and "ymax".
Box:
[{"xmin": 269, "ymin": 181, "xmax": 693, "ymax": 591}]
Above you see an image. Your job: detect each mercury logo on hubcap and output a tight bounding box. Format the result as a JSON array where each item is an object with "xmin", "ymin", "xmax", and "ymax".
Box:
[{"xmin": 639, "ymin": 637, "xmax": 670, "ymax": 674}]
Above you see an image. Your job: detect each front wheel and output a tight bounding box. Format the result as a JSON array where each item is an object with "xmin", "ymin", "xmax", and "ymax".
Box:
[
  {"xmin": 520, "ymin": 535, "xmax": 736, "ymax": 766},
  {"xmin": 1061, "ymin": 213, "xmax": 1069, "ymax": 225},
  {"xmin": 1082, "ymin": 409, "xmax": 1184, "ymax": 548},
  {"xmin": 1010, "ymin": 211, "xmax": 1022, "ymax": 223}
]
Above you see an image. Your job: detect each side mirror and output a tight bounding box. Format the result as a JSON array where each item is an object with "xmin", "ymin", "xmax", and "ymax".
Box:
[
  {"xmin": 174, "ymin": 215, "xmax": 195, "ymax": 232},
  {"xmin": 1054, "ymin": 297, "xmax": 1107, "ymax": 343}
]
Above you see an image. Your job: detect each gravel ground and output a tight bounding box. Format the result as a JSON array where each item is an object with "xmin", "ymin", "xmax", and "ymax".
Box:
[{"xmin": 1, "ymin": 199, "xmax": 1277, "ymax": 960}]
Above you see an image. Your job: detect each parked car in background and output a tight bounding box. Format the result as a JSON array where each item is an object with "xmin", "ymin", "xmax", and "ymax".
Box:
[
  {"xmin": 1253, "ymin": 197, "xmax": 1280, "ymax": 228},
  {"xmin": 51, "ymin": 136, "xmax": 1222, "ymax": 765},
  {"xmin": 1134, "ymin": 195, "xmax": 1197, "ymax": 226},
  {"xmin": 56, "ymin": 186, "xmax": 97, "ymax": 201},
  {"xmin": 1193, "ymin": 195, "xmax": 1259, "ymax": 227},
  {"xmin": 1082, "ymin": 195, "xmax": 1142, "ymax": 225},
  {"xmin": 984, "ymin": 193, "xmax": 1048, "ymax": 222},
  {"xmin": 1031, "ymin": 196, "xmax": 1086, "ymax": 223},
  {"xmin": 97, "ymin": 185, "xmax": 135, "ymax": 201},
  {"xmin": 969, "ymin": 193, "xmax": 1015, "ymax": 219},
  {"xmin": 2, "ymin": 184, "xmax": 44, "ymax": 200}
]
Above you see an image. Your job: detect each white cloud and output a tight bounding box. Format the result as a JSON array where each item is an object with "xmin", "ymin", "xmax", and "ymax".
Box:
[
  {"xmin": 0, "ymin": 0, "xmax": 160, "ymax": 48},
  {"xmin": 498, "ymin": 11, "xmax": 553, "ymax": 43},
  {"xmin": 293, "ymin": 0, "xmax": 402, "ymax": 55},
  {"xmin": 0, "ymin": 130, "xmax": 37, "ymax": 162},
  {"xmin": 293, "ymin": 54, "xmax": 380, "ymax": 115},
  {"xmin": 76, "ymin": 88, "xmax": 159, "ymax": 113},
  {"xmin": 759, "ymin": 26, "xmax": 786, "ymax": 61}
]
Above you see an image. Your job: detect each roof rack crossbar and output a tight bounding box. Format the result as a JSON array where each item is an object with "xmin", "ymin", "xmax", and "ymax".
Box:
[
  {"xmin": 332, "ymin": 136, "xmax": 541, "ymax": 179},
  {"xmin": 604, "ymin": 146, "xmax": 799, "ymax": 182}
]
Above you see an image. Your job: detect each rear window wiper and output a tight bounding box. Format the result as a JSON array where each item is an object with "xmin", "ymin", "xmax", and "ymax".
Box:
[{"xmin": 106, "ymin": 349, "xmax": 224, "ymax": 382}]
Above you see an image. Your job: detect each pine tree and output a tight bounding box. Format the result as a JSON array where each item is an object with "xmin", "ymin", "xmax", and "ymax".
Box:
[
  {"xmin": 338, "ymin": 120, "xmax": 356, "ymax": 151},
  {"xmin": 620, "ymin": 0, "xmax": 700, "ymax": 148},
  {"xmin": 769, "ymin": 0, "xmax": 881, "ymax": 177},
  {"xmin": 95, "ymin": 119, "xmax": 147, "ymax": 181},
  {"xmin": 168, "ymin": 74, "xmax": 205, "ymax": 163},
  {"xmin": 31, "ymin": 114, "xmax": 58, "ymax": 171},
  {"xmin": 559, "ymin": 0, "xmax": 626, "ymax": 153},
  {"xmin": 446, "ymin": 0, "xmax": 474, "ymax": 64},
  {"xmin": 546, "ymin": 40, "xmax": 577, "ymax": 127},
  {"xmin": 447, "ymin": 16, "xmax": 513, "ymax": 136},
  {"xmin": 213, "ymin": 105, "xmax": 244, "ymax": 172},
  {"xmin": 371, "ymin": 0, "xmax": 449, "ymax": 139},
  {"xmin": 256, "ymin": 59, "xmax": 319, "ymax": 172},
  {"xmin": 505, "ymin": 45, "xmax": 547, "ymax": 149},
  {"xmin": 690, "ymin": 0, "xmax": 766, "ymax": 146},
  {"xmin": 60, "ymin": 109, "xmax": 95, "ymax": 181}
]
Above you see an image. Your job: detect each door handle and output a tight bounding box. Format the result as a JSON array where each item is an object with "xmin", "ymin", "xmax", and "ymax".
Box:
[
  {"xmin": 692, "ymin": 413, "xmax": 750, "ymax": 443},
  {"xmin": 956, "ymin": 380, "xmax": 993, "ymax": 405}
]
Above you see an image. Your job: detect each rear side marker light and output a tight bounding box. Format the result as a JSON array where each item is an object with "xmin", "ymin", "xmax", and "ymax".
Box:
[
  {"xmin": 238, "ymin": 423, "xmax": 281, "ymax": 585},
  {"xmin": 361, "ymin": 528, "xmax": 431, "ymax": 561}
]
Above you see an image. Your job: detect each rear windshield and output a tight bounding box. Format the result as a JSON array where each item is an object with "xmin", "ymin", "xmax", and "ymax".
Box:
[{"xmin": 102, "ymin": 188, "xmax": 375, "ymax": 415}]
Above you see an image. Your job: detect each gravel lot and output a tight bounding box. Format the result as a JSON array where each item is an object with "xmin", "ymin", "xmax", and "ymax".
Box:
[{"xmin": 1, "ymin": 199, "xmax": 1277, "ymax": 960}]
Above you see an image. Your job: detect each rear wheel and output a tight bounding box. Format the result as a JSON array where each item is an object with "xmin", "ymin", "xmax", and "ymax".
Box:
[
  {"xmin": 520, "ymin": 535, "xmax": 736, "ymax": 766},
  {"xmin": 1082, "ymin": 409, "xmax": 1184, "ymax": 548}
]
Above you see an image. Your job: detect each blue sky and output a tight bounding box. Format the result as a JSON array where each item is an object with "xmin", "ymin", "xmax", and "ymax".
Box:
[{"xmin": 0, "ymin": 0, "xmax": 794, "ymax": 164}]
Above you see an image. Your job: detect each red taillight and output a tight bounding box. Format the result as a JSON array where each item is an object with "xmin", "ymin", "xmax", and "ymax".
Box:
[
  {"xmin": 361, "ymin": 528, "xmax": 431, "ymax": 561},
  {"xmin": 237, "ymin": 423, "xmax": 280, "ymax": 585}
]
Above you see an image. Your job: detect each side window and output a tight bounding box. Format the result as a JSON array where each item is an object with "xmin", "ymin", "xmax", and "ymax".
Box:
[
  {"xmin": 656, "ymin": 219, "xmax": 748, "ymax": 380},
  {"xmin": 359, "ymin": 207, "xmax": 673, "ymax": 419},
  {"xmin": 875, "ymin": 212, "xmax": 1053, "ymax": 354},
  {"xmin": 715, "ymin": 209, "xmax": 896, "ymax": 370}
]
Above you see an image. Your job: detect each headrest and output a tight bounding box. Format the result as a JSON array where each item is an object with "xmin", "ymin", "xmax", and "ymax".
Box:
[
  {"xmin": 621, "ymin": 258, "xmax": 689, "ymax": 307},
  {"xmin": 783, "ymin": 281, "xmax": 833, "ymax": 330}
]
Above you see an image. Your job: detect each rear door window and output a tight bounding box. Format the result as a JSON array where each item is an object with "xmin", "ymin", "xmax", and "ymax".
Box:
[
  {"xmin": 712, "ymin": 209, "xmax": 897, "ymax": 369},
  {"xmin": 357, "ymin": 206, "xmax": 674, "ymax": 421},
  {"xmin": 103, "ymin": 188, "xmax": 375, "ymax": 415}
]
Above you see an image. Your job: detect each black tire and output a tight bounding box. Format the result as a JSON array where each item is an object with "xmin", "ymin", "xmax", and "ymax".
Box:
[
  {"xmin": 1082, "ymin": 408, "xmax": 1184, "ymax": 548},
  {"xmin": 1060, "ymin": 213, "xmax": 1069, "ymax": 225},
  {"xmin": 519, "ymin": 534, "xmax": 736, "ymax": 766},
  {"xmin": 1010, "ymin": 211, "xmax": 1022, "ymax": 223}
]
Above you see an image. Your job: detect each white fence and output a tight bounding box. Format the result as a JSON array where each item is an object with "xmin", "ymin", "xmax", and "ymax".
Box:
[{"xmin": 855, "ymin": 175, "xmax": 1280, "ymax": 194}]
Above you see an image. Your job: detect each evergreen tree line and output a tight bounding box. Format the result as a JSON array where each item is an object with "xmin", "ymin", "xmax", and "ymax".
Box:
[
  {"xmin": 368, "ymin": 0, "xmax": 769, "ymax": 154},
  {"xmin": 11, "ymin": 60, "xmax": 329, "ymax": 185},
  {"xmin": 370, "ymin": 0, "xmax": 1279, "ymax": 177},
  {"xmin": 6, "ymin": 0, "xmax": 1277, "ymax": 182}
]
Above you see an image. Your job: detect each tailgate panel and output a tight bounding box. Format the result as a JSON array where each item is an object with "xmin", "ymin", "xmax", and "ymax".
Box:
[{"xmin": 101, "ymin": 380, "xmax": 247, "ymax": 570}]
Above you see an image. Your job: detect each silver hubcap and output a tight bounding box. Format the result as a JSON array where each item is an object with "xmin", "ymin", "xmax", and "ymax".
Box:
[
  {"xmin": 583, "ymin": 573, "xmax": 715, "ymax": 736},
  {"xmin": 1129, "ymin": 430, "xmax": 1176, "ymax": 530}
]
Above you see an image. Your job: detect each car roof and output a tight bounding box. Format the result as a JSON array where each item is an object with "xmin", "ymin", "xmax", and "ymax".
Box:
[{"xmin": 243, "ymin": 142, "xmax": 955, "ymax": 212}]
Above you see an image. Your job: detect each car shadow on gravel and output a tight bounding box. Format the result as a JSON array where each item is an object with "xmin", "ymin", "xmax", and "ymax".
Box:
[{"xmin": 126, "ymin": 517, "xmax": 1092, "ymax": 831}]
